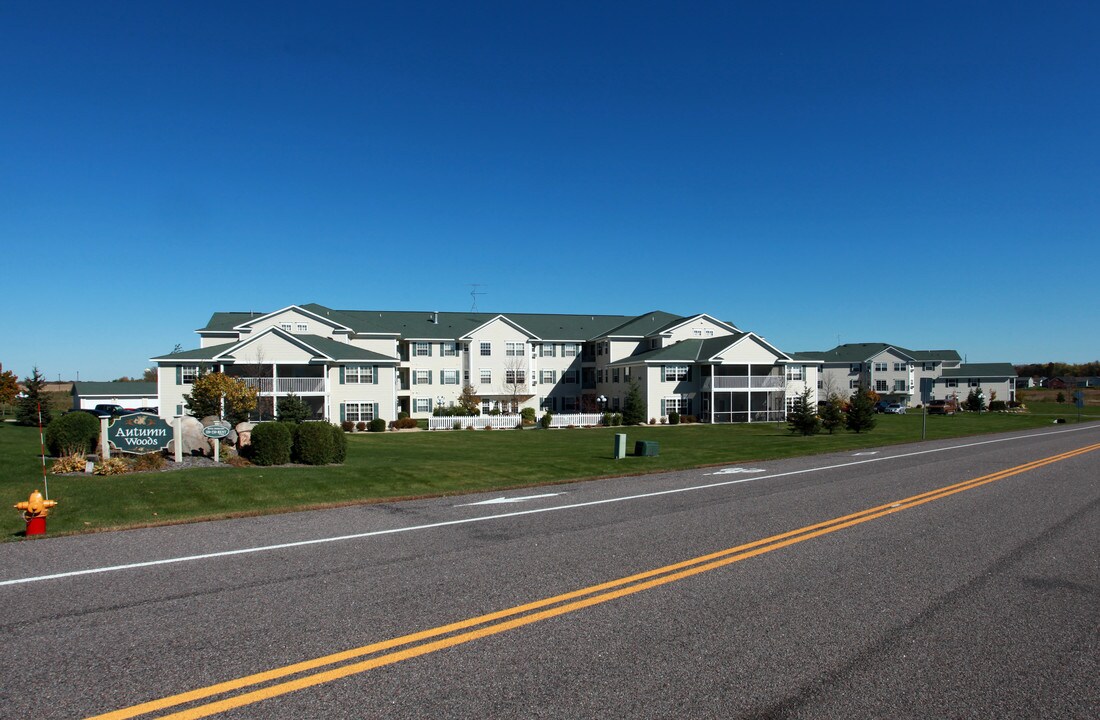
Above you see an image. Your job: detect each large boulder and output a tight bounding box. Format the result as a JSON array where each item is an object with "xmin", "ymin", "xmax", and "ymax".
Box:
[{"xmin": 170, "ymin": 415, "xmax": 209, "ymax": 456}]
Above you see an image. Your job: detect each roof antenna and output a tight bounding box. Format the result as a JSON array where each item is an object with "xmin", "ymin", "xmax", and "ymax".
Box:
[{"xmin": 469, "ymin": 283, "xmax": 486, "ymax": 312}]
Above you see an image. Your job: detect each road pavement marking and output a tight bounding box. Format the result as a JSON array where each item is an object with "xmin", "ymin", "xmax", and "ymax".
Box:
[
  {"xmin": 85, "ymin": 441, "xmax": 1100, "ymax": 720},
  {"xmin": 4, "ymin": 423, "xmax": 1098, "ymax": 588},
  {"xmin": 707, "ymin": 467, "xmax": 766, "ymax": 475},
  {"xmin": 456, "ymin": 493, "xmax": 563, "ymax": 506}
]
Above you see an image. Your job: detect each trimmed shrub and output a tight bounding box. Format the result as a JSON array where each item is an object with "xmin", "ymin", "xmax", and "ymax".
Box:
[
  {"xmin": 393, "ymin": 417, "xmax": 418, "ymax": 429},
  {"xmin": 341, "ymin": 420, "xmax": 355, "ymax": 432},
  {"xmin": 369, "ymin": 418, "xmax": 386, "ymax": 432},
  {"xmin": 250, "ymin": 422, "xmax": 293, "ymax": 466},
  {"xmin": 989, "ymin": 400, "xmax": 1007, "ymax": 412},
  {"xmin": 356, "ymin": 421, "xmax": 367, "ymax": 432},
  {"xmin": 398, "ymin": 411, "xmax": 410, "ymax": 420},
  {"xmin": 293, "ymin": 422, "xmax": 336, "ymax": 465},
  {"xmin": 668, "ymin": 411, "xmax": 680, "ymax": 425},
  {"xmin": 46, "ymin": 412, "xmax": 101, "ymax": 456},
  {"xmin": 329, "ymin": 423, "xmax": 348, "ymax": 464},
  {"xmin": 611, "ymin": 413, "xmax": 622, "ymax": 426},
  {"xmin": 452, "ymin": 421, "xmax": 462, "ymax": 430},
  {"xmin": 602, "ymin": 412, "xmax": 612, "ymax": 426},
  {"xmin": 540, "ymin": 412, "xmax": 553, "ymax": 429},
  {"xmin": 521, "ymin": 407, "xmax": 536, "ymax": 424}
]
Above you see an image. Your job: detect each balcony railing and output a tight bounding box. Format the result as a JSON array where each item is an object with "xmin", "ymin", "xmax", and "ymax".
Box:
[
  {"xmin": 240, "ymin": 377, "xmax": 327, "ymax": 394},
  {"xmin": 702, "ymin": 376, "xmax": 785, "ymax": 391}
]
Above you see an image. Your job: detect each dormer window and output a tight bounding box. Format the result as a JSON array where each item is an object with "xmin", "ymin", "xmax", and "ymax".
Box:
[
  {"xmin": 280, "ymin": 323, "xmax": 292, "ymax": 331},
  {"xmin": 296, "ymin": 323, "xmax": 308, "ymax": 333}
]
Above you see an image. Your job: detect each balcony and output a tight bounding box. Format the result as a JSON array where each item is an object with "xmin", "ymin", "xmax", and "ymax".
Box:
[
  {"xmin": 240, "ymin": 377, "xmax": 327, "ymax": 394},
  {"xmin": 702, "ymin": 376, "xmax": 785, "ymax": 391}
]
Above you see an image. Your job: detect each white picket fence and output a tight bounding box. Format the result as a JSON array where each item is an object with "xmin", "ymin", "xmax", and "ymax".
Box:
[{"xmin": 427, "ymin": 412, "xmax": 605, "ymax": 430}]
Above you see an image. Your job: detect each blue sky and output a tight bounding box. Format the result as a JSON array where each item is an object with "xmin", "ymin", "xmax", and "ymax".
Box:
[{"xmin": 2, "ymin": 1, "xmax": 1097, "ymax": 381}]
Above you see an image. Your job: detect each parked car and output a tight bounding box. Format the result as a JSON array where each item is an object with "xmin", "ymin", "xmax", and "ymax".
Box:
[
  {"xmin": 94, "ymin": 404, "xmax": 130, "ymax": 417},
  {"xmin": 134, "ymin": 406, "xmax": 159, "ymax": 414},
  {"xmin": 927, "ymin": 399, "xmax": 957, "ymax": 415},
  {"xmin": 68, "ymin": 407, "xmax": 110, "ymax": 418},
  {"xmin": 874, "ymin": 400, "xmax": 892, "ymax": 413},
  {"xmin": 883, "ymin": 403, "xmax": 906, "ymax": 414}
]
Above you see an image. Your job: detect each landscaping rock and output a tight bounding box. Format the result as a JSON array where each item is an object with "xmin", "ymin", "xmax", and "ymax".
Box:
[{"xmin": 169, "ymin": 415, "xmax": 209, "ymax": 456}]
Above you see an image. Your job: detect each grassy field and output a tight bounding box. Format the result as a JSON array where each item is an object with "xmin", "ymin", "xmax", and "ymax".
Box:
[{"xmin": 3, "ymin": 407, "xmax": 1097, "ymax": 539}]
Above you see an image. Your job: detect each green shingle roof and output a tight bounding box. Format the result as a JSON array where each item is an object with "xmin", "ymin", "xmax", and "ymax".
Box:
[
  {"xmin": 940, "ymin": 363, "xmax": 1016, "ymax": 378},
  {"xmin": 72, "ymin": 382, "xmax": 157, "ymax": 396},
  {"xmin": 608, "ymin": 334, "xmax": 752, "ymax": 366},
  {"xmin": 200, "ymin": 304, "xmax": 687, "ymax": 342},
  {"xmin": 150, "ymin": 342, "xmax": 239, "ymax": 361},
  {"xmin": 152, "ymin": 334, "xmax": 396, "ymax": 364},
  {"xmin": 791, "ymin": 343, "xmax": 961, "ymax": 363}
]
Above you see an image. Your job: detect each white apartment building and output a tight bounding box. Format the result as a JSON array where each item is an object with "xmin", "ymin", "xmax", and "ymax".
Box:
[{"xmin": 151, "ymin": 304, "xmax": 818, "ymax": 424}]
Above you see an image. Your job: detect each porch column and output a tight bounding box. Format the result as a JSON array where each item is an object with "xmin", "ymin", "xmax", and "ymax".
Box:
[
  {"xmin": 272, "ymin": 363, "xmax": 279, "ymax": 419},
  {"xmin": 747, "ymin": 364, "xmax": 752, "ymax": 423}
]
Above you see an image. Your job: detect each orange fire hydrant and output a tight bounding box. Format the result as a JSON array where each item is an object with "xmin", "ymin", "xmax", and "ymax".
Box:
[{"xmin": 14, "ymin": 490, "xmax": 57, "ymax": 536}]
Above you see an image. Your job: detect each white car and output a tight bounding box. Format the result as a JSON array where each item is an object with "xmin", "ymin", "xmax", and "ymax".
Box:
[{"xmin": 883, "ymin": 403, "xmax": 906, "ymax": 414}]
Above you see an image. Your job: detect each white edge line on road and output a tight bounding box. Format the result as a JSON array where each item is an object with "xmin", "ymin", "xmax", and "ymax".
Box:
[{"xmin": 3, "ymin": 423, "xmax": 1098, "ymax": 588}]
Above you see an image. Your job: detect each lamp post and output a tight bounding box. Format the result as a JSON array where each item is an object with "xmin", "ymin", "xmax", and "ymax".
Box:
[{"xmin": 597, "ymin": 395, "xmax": 607, "ymax": 413}]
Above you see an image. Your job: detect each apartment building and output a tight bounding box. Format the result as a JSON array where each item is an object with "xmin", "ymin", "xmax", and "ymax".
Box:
[
  {"xmin": 792, "ymin": 343, "xmax": 1014, "ymax": 406},
  {"xmin": 151, "ymin": 304, "xmax": 816, "ymax": 424}
]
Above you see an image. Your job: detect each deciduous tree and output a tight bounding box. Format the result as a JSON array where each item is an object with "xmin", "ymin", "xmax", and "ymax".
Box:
[{"xmin": 184, "ymin": 372, "xmax": 258, "ymax": 424}]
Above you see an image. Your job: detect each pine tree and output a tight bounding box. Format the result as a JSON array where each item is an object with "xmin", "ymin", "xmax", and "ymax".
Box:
[
  {"xmin": 622, "ymin": 380, "xmax": 646, "ymax": 425},
  {"xmin": 16, "ymin": 366, "xmax": 52, "ymax": 427},
  {"xmin": 820, "ymin": 395, "xmax": 845, "ymax": 434},
  {"xmin": 845, "ymin": 388, "xmax": 877, "ymax": 433},
  {"xmin": 276, "ymin": 394, "xmax": 313, "ymax": 423},
  {"xmin": 786, "ymin": 387, "xmax": 820, "ymax": 435}
]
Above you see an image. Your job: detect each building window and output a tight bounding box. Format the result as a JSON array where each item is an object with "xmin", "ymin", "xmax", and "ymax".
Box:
[
  {"xmin": 612, "ymin": 396, "xmax": 620, "ymax": 410},
  {"xmin": 442, "ymin": 370, "xmax": 460, "ymax": 385},
  {"xmin": 480, "ymin": 369, "xmax": 492, "ymax": 385},
  {"xmin": 817, "ymin": 379, "xmax": 823, "ymax": 389},
  {"xmin": 540, "ymin": 396, "xmax": 554, "ymax": 410},
  {"xmin": 705, "ymin": 328, "xmax": 714, "ymax": 337},
  {"xmin": 893, "ymin": 362, "xmax": 906, "ymax": 372},
  {"xmin": 562, "ymin": 370, "xmax": 578, "ymax": 384},
  {"xmin": 413, "ymin": 398, "xmax": 432, "ymax": 413},
  {"xmin": 692, "ymin": 329, "xmax": 702, "ymax": 337},
  {"xmin": 413, "ymin": 369, "xmax": 431, "ymax": 385},
  {"xmin": 663, "ymin": 397, "xmax": 682, "ymax": 415},
  {"xmin": 181, "ymin": 366, "xmax": 199, "ymax": 384},
  {"xmin": 414, "ymin": 342, "xmax": 431, "ymax": 357},
  {"xmin": 441, "ymin": 342, "xmax": 458, "ymax": 357},
  {"xmin": 481, "ymin": 400, "xmax": 493, "ymax": 415},
  {"xmin": 612, "ymin": 368, "xmax": 620, "ymax": 383},
  {"xmin": 850, "ymin": 363, "xmax": 861, "ymax": 373},
  {"xmin": 540, "ymin": 344, "xmax": 556, "ymax": 357},
  {"xmin": 946, "ymin": 379, "xmax": 958, "ymax": 388},
  {"xmin": 875, "ymin": 380, "xmax": 888, "ymax": 392},
  {"xmin": 562, "ymin": 397, "xmax": 578, "ymax": 412},
  {"xmin": 540, "ymin": 369, "xmax": 555, "ymax": 384},
  {"xmin": 279, "ymin": 322, "xmax": 292, "ymax": 331},
  {"xmin": 505, "ymin": 369, "xmax": 526, "ymax": 385},
  {"xmin": 923, "ymin": 362, "xmax": 936, "ymax": 371},
  {"xmin": 894, "ymin": 380, "xmax": 906, "ymax": 391},
  {"xmin": 850, "ymin": 379, "xmax": 860, "ymax": 389},
  {"xmin": 969, "ymin": 379, "xmax": 980, "ymax": 387},
  {"xmin": 664, "ymin": 365, "xmax": 688, "ymax": 381},
  {"xmin": 562, "ymin": 343, "xmax": 579, "ymax": 357},
  {"xmin": 345, "ymin": 403, "xmax": 375, "ymax": 422},
  {"xmin": 786, "ymin": 365, "xmax": 803, "ymax": 381},
  {"xmin": 874, "ymin": 362, "xmax": 888, "ymax": 372},
  {"xmin": 345, "ymin": 365, "xmax": 374, "ymax": 384},
  {"xmin": 480, "ymin": 342, "xmax": 492, "ymax": 357},
  {"xmin": 296, "ymin": 323, "xmax": 308, "ymax": 333},
  {"xmin": 506, "ymin": 342, "xmax": 525, "ymax": 357}
]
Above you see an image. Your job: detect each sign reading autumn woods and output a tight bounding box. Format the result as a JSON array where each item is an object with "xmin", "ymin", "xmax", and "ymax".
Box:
[{"xmin": 107, "ymin": 413, "xmax": 173, "ymax": 454}]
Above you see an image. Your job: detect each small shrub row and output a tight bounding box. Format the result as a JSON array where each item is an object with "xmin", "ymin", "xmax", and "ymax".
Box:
[
  {"xmin": 247, "ymin": 421, "xmax": 347, "ymax": 466},
  {"xmin": 390, "ymin": 417, "xmax": 419, "ymax": 430}
]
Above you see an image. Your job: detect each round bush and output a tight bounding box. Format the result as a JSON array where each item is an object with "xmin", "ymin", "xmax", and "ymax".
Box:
[
  {"xmin": 329, "ymin": 422, "xmax": 347, "ymax": 464},
  {"xmin": 540, "ymin": 412, "xmax": 553, "ymax": 429},
  {"xmin": 46, "ymin": 412, "xmax": 101, "ymax": 456},
  {"xmin": 250, "ymin": 422, "xmax": 293, "ymax": 466},
  {"xmin": 294, "ymin": 422, "xmax": 336, "ymax": 465},
  {"xmin": 369, "ymin": 418, "xmax": 386, "ymax": 432}
]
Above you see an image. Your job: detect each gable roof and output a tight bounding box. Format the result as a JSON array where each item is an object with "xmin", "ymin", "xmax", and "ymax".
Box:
[
  {"xmin": 607, "ymin": 332, "xmax": 789, "ymax": 366},
  {"xmin": 72, "ymin": 381, "xmax": 157, "ymax": 397},
  {"xmin": 792, "ymin": 343, "xmax": 961, "ymax": 364},
  {"xmin": 152, "ymin": 329, "xmax": 396, "ymax": 364},
  {"xmin": 939, "ymin": 363, "xmax": 1017, "ymax": 378}
]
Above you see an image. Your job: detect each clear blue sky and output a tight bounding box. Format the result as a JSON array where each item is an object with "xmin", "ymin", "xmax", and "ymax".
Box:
[{"xmin": 2, "ymin": 1, "xmax": 1097, "ymax": 382}]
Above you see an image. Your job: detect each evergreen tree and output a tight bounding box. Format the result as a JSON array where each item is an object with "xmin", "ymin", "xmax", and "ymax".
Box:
[
  {"xmin": 820, "ymin": 395, "xmax": 845, "ymax": 434},
  {"xmin": 845, "ymin": 388, "xmax": 877, "ymax": 433},
  {"xmin": 786, "ymin": 388, "xmax": 820, "ymax": 436},
  {"xmin": 16, "ymin": 366, "xmax": 52, "ymax": 427},
  {"xmin": 622, "ymin": 380, "xmax": 646, "ymax": 425},
  {"xmin": 276, "ymin": 394, "xmax": 313, "ymax": 423}
]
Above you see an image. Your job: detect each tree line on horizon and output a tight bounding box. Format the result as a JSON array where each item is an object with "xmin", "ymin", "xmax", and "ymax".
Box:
[{"xmin": 1014, "ymin": 361, "xmax": 1100, "ymax": 378}]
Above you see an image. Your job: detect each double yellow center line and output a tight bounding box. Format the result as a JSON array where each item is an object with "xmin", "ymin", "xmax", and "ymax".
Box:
[{"xmin": 90, "ymin": 442, "xmax": 1100, "ymax": 720}]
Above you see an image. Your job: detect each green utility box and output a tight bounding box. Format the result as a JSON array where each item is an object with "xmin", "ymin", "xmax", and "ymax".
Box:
[
  {"xmin": 614, "ymin": 433, "xmax": 628, "ymax": 459},
  {"xmin": 634, "ymin": 440, "xmax": 659, "ymax": 457}
]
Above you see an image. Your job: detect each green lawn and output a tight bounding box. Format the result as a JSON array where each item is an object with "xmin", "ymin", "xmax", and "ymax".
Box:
[{"xmin": 2, "ymin": 408, "xmax": 1094, "ymax": 539}]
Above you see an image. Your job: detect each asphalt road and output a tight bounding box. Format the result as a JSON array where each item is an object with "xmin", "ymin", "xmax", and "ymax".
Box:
[{"xmin": 2, "ymin": 423, "xmax": 1097, "ymax": 719}]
